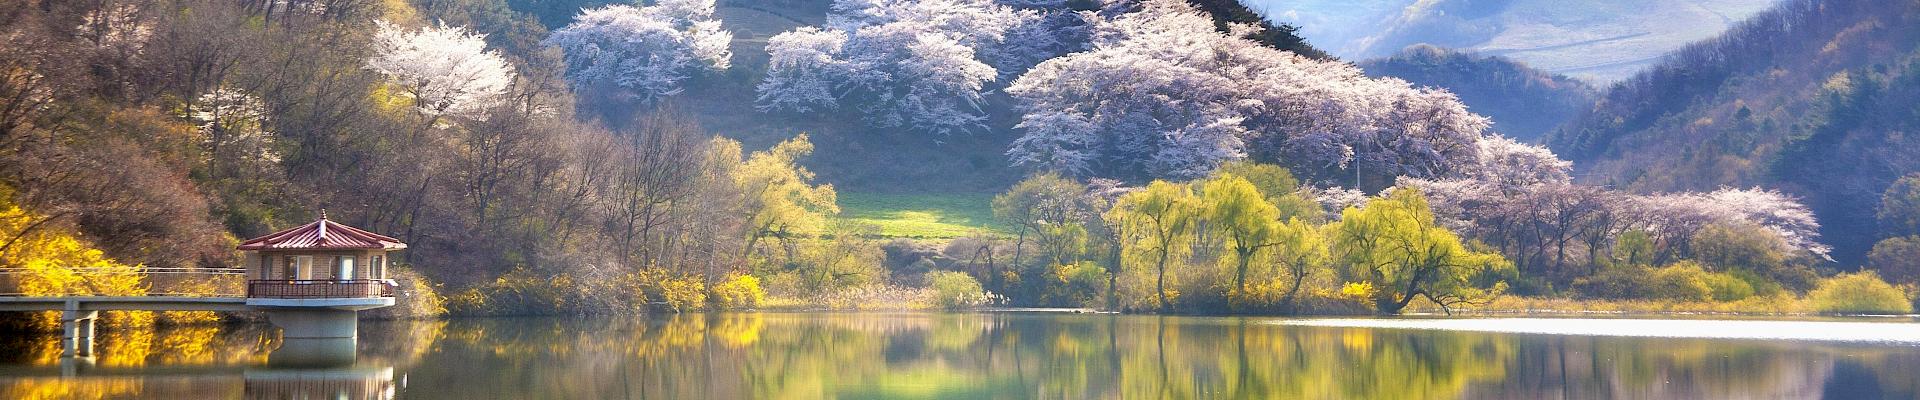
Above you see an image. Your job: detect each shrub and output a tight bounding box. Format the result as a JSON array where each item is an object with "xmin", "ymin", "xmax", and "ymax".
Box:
[
  {"xmin": 1867, "ymin": 236, "xmax": 1920, "ymax": 285},
  {"xmin": 452, "ymin": 267, "xmax": 598, "ymax": 315},
  {"xmin": 1047, "ymin": 262, "xmax": 1109, "ymax": 307},
  {"xmin": 1690, "ymin": 223, "xmax": 1819, "ymax": 291},
  {"xmin": 1808, "ymin": 271, "xmax": 1914, "ymax": 314},
  {"xmin": 625, "ymin": 269, "xmax": 706, "ymax": 312},
  {"xmin": 1648, "ymin": 262, "xmax": 1714, "ymax": 302},
  {"xmin": 710, "ymin": 274, "xmax": 767, "ymax": 309},
  {"xmin": 1689, "ymin": 224, "xmax": 1787, "ymax": 274},
  {"xmin": 1729, "ymin": 269, "xmax": 1785, "ymax": 297},
  {"xmin": 1702, "ymin": 272, "xmax": 1755, "ymax": 301},
  {"xmin": 1572, "ymin": 265, "xmax": 1657, "ymax": 300},
  {"xmin": 927, "ymin": 270, "xmax": 988, "ymax": 310},
  {"xmin": 1576, "ymin": 261, "xmax": 1756, "ymax": 302},
  {"xmin": 366, "ymin": 264, "xmax": 447, "ymax": 319}
]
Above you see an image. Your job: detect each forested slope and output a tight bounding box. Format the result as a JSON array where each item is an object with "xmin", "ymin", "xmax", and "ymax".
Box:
[
  {"xmin": 1547, "ymin": 0, "xmax": 1920, "ymax": 265},
  {"xmin": 1360, "ymin": 44, "xmax": 1594, "ymax": 142}
]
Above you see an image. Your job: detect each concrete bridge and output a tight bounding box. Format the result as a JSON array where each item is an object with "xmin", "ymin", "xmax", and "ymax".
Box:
[{"xmin": 0, "ymin": 281, "xmax": 394, "ymax": 357}]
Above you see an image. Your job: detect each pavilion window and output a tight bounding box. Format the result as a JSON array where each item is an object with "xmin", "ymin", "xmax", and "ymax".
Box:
[
  {"xmin": 338, "ymin": 256, "xmax": 357, "ymax": 281},
  {"xmin": 371, "ymin": 255, "xmax": 385, "ymax": 280},
  {"xmin": 292, "ymin": 255, "xmax": 313, "ymax": 281},
  {"xmin": 260, "ymin": 254, "xmax": 273, "ymax": 280}
]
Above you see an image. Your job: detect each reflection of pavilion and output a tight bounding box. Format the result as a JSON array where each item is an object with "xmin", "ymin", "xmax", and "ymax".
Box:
[
  {"xmin": 1, "ymin": 329, "xmax": 398, "ymax": 399},
  {"xmin": 3, "ymin": 363, "xmax": 396, "ymax": 400}
]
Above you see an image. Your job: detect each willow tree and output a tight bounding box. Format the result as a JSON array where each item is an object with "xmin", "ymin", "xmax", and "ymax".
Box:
[
  {"xmin": 1199, "ymin": 174, "xmax": 1281, "ymax": 296},
  {"xmin": 993, "ymin": 172, "xmax": 1093, "ymax": 269},
  {"xmin": 1272, "ymin": 218, "xmax": 1329, "ymax": 311},
  {"xmin": 731, "ymin": 134, "xmax": 838, "ymax": 266},
  {"xmin": 1211, "ymin": 162, "xmax": 1320, "ymax": 221},
  {"xmin": 1105, "ymin": 180, "xmax": 1197, "ymax": 309},
  {"xmin": 1334, "ymin": 188, "xmax": 1510, "ymax": 314}
]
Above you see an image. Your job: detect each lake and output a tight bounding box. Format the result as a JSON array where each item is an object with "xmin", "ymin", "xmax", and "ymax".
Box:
[{"xmin": 3, "ymin": 313, "xmax": 1919, "ymax": 399}]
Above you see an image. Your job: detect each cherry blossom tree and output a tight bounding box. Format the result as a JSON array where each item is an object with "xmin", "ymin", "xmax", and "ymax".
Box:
[
  {"xmin": 1458, "ymin": 135, "xmax": 1572, "ymax": 189},
  {"xmin": 189, "ymin": 87, "xmax": 278, "ymax": 168},
  {"xmin": 366, "ymin": 20, "xmax": 515, "ymax": 119},
  {"xmin": 1006, "ymin": 0, "xmax": 1489, "ymax": 182},
  {"xmin": 1690, "ymin": 187, "xmax": 1828, "ymax": 258},
  {"xmin": 757, "ymin": 0, "xmax": 1082, "ymax": 135},
  {"xmin": 543, "ymin": 1, "xmax": 733, "ymax": 103}
]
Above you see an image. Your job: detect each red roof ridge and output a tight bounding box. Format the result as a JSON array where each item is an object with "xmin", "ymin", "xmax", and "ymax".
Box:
[{"xmin": 237, "ymin": 216, "xmax": 407, "ymax": 251}]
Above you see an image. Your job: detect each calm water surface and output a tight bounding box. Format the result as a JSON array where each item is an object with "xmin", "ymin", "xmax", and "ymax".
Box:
[{"xmin": 3, "ymin": 313, "xmax": 1919, "ymax": 399}]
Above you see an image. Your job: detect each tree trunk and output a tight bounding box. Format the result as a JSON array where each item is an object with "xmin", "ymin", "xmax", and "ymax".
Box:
[
  {"xmin": 1154, "ymin": 248, "xmax": 1170, "ymax": 310},
  {"xmin": 1281, "ymin": 265, "xmax": 1307, "ymax": 314},
  {"xmin": 1106, "ymin": 240, "xmax": 1121, "ymax": 311}
]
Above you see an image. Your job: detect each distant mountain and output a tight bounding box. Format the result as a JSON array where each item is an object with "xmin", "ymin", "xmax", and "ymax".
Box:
[
  {"xmin": 1359, "ymin": 44, "xmax": 1593, "ymax": 142},
  {"xmin": 1250, "ymin": 0, "xmax": 1778, "ymax": 83},
  {"xmin": 1547, "ymin": 0, "xmax": 1920, "ymax": 265}
]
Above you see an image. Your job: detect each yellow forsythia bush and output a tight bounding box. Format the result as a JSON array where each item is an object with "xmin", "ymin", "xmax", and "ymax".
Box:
[
  {"xmin": 1809, "ymin": 271, "xmax": 1914, "ymax": 315},
  {"xmin": 710, "ymin": 274, "xmax": 766, "ymax": 310}
]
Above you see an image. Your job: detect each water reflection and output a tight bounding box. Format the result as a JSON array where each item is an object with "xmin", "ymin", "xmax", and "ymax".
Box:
[
  {"xmin": 1, "ymin": 314, "xmax": 1918, "ymax": 399},
  {"xmin": 0, "ymin": 323, "xmax": 405, "ymax": 399},
  {"xmin": 244, "ymin": 367, "xmax": 395, "ymax": 400},
  {"xmin": 399, "ymin": 314, "xmax": 1920, "ymax": 399}
]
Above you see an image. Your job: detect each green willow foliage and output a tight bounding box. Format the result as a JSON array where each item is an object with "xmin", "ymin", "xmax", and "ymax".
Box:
[
  {"xmin": 1333, "ymin": 188, "xmax": 1511, "ymax": 314},
  {"xmin": 1020, "ymin": 164, "xmax": 1510, "ymax": 314}
]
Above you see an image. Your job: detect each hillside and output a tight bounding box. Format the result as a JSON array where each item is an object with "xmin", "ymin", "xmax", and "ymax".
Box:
[
  {"xmin": 3, "ymin": 0, "xmax": 1907, "ymax": 321},
  {"xmin": 506, "ymin": 0, "xmax": 1329, "ymax": 194},
  {"xmin": 1547, "ymin": 0, "xmax": 1920, "ymax": 265},
  {"xmin": 1359, "ymin": 44, "xmax": 1594, "ymax": 142}
]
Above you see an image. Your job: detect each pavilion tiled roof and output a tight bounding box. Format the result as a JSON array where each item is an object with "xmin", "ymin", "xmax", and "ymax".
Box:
[{"xmin": 236, "ymin": 216, "xmax": 407, "ymax": 251}]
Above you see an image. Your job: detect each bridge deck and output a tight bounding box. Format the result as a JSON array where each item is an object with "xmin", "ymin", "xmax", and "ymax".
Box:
[{"xmin": 0, "ymin": 296, "xmax": 250, "ymax": 312}]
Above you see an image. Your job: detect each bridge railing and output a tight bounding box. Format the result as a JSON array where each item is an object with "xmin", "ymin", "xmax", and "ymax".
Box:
[
  {"xmin": 247, "ymin": 280, "xmax": 394, "ymax": 299},
  {"xmin": 0, "ymin": 268, "xmax": 247, "ymax": 297}
]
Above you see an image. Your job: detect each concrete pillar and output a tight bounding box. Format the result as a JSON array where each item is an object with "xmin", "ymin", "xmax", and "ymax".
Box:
[
  {"xmin": 60, "ymin": 309, "xmax": 97, "ymax": 358},
  {"xmin": 265, "ymin": 309, "xmax": 359, "ymax": 339}
]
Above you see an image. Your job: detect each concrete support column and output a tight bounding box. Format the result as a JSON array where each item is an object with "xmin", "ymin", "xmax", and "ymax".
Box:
[
  {"xmin": 60, "ymin": 308, "xmax": 98, "ymax": 358},
  {"xmin": 265, "ymin": 309, "xmax": 360, "ymax": 339}
]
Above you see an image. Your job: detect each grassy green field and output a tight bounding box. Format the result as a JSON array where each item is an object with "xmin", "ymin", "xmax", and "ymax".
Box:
[{"xmin": 838, "ymin": 192, "xmax": 1007, "ymax": 239}]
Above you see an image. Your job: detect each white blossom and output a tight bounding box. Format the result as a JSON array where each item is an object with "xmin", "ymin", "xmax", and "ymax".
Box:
[
  {"xmin": 366, "ymin": 20, "xmax": 515, "ymax": 118},
  {"xmin": 1308, "ymin": 186, "xmax": 1370, "ymax": 214},
  {"xmin": 1006, "ymin": 0, "xmax": 1490, "ymax": 181},
  {"xmin": 543, "ymin": 2, "xmax": 732, "ymax": 103},
  {"xmin": 757, "ymin": 0, "xmax": 1080, "ymax": 135},
  {"xmin": 189, "ymin": 87, "xmax": 279, "ymax": 164},
  {"xmin": 78, "ymin": 3, "xmax": 150, "ymax": 51},
  {"xmin": 1459, "ymin": 135, "xmax": 1573, "ymax": 189},
  {"xmin": 1698, "ymin": 187, "xmax": 1829, "ymax": 258}
]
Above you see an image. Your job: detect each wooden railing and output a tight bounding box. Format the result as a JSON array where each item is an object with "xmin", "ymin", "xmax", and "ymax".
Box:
[{"xmin": 247, "ymin": 280, "xmax": 394, "ymax": 299}]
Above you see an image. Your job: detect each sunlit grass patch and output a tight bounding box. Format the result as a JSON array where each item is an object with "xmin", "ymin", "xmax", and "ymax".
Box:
[{"xmin": 838, "ymin": 192, "xmax": 1006, "ymax": 239}]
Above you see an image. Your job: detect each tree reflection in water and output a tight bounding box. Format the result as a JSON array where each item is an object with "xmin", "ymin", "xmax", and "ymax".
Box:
[
  {"xmin": 1, "ymin": 314, "xmax": 1919, "ymax": 399},
  {"xmin": 404, "ymin": 314, "xmax": 1920, "ymax": 399}
]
